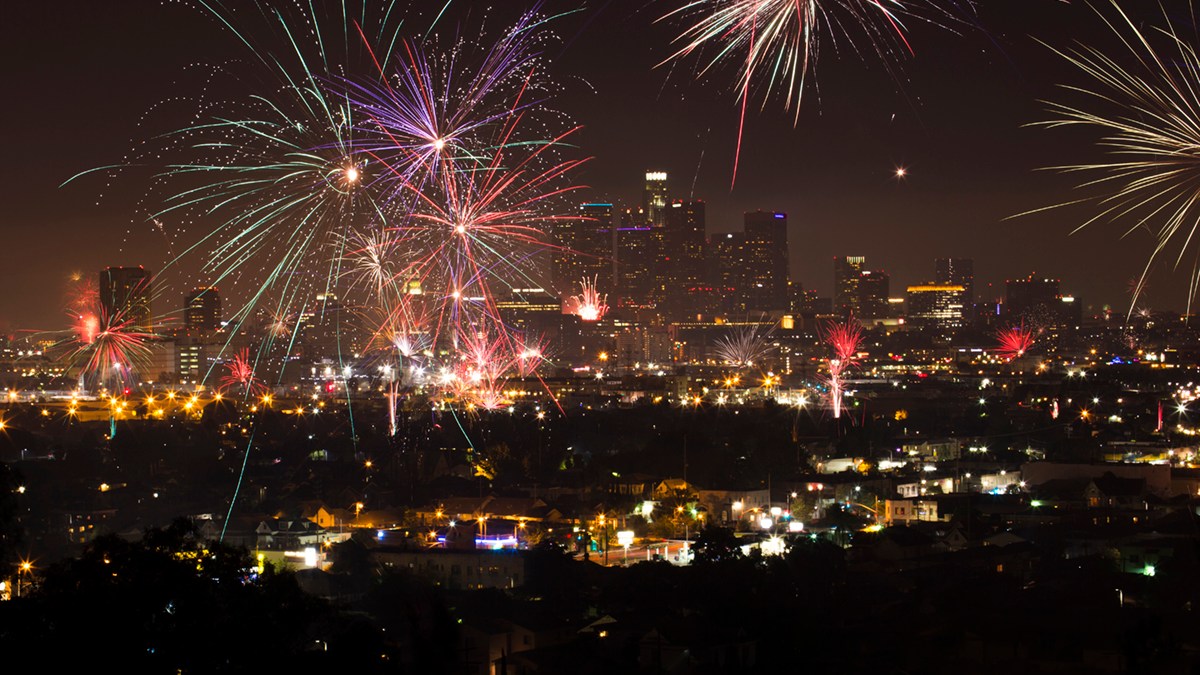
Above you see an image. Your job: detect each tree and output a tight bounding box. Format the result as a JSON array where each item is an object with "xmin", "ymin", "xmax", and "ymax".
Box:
[
  {"xmin": 0, "ymin": 520, "xmax": 357, "ymax": 672},
  {"xmin": 691, "ymin": 524, "xmax": 744, "ymax": 565}
]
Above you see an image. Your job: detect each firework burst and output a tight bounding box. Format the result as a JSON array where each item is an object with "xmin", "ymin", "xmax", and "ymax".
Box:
[
  {"xmin": 565, "ymin": 276, "xmax": 609, "ymax": 322},
  {"xmin": 1033, "ymin": 1, "xmax": 1200, "ymax": 310},
  {"xmin": 994, "ymin": 323, "xmax": 1034, "ymax": 362},
  {"xmin": 822, "ymin": 318, "xmax": 862, "ymax": 419},
  {"xmin": 713, "ymin": 321, "xmax": 774, "ymax": 367},
  {"xmin": 66, "ymin": 304, "xmax": 155, "ymax": 390},
  {"xmin": 659, "ymin": 0, "xmax": 958, "ymax": 182},
  {"xmin": 219, "ymin": 348, "xmax": 268, "ymax": 398}
]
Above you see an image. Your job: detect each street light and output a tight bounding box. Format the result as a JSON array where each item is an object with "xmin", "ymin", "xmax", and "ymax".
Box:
[{"xmin": 617, "ymin": 530, "xmax": 634, "ymax": 566}]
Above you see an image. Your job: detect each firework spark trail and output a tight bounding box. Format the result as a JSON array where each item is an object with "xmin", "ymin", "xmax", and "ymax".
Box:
[
  {"xmin": 1028, "ymin": 1, "xmax": 1200, "ymax": 312},
  {"xmin": 822, "ymin": 318, "xmax": 862, "ymax": 419},
  {"xmin": 565, "ymin": 276, "xmax": 609, "ymax": 321},
  {"xmin": 994, "ymin": 323, "xmax": 1034, "ymax": 361}
]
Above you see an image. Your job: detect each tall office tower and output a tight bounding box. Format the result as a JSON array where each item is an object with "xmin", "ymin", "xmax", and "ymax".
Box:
[
  {"xmin": 643, "ymin": 171, "xmax": 670, "ymax": 228},
  {"xmin": 616, "ymin": 207, "xmax": 656, "ymax": 308},
  {"xmin": 551, "ymin": 203, "xmax": 613, "ymax": 295},
  {"xmin": 495, "ymin": 288, "xmax": 564, "ymax": 350},
  {"xmin": 742, "ymin": 210, "xmax": 789, "ymax": 312},
  {"xmin": 906, "ymin": 284, "xmax": 967, "ymax": 330},
  {"xmin": 709, "ymin": 232, "xmax": 748, "ymax": 313},
  {"xmin": 1005, "ymin": 274, "xmax": 1061, "ymax": 324},
  {"xmin": 857, "ymin": 270, "xmax": 890, "ymax": 320},
  {"xmin": 833, "ymin": 256, "xmax": 866, "ymax": 317},
  {"xmin": 664, "ymin": 200, "xmax": 707, "ymax": 318},
  {"xmin": 99, "ymin": 266, "xmax": 153, "ymax": 331},
  {"xmin": 935, "ymin": 258, "xmax": 974, "ymax": 305},
  {"xmin": 184, "ymin": 287, "xmax": 222, "ymax": 331}
]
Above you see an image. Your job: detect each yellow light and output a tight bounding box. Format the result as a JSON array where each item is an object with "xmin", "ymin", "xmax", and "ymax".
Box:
[{"xmin": 345, "ymin": 166, "xmax": 360, "ymax": 183}]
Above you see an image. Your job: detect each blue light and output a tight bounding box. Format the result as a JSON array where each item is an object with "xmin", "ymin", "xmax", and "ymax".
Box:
[{"xmin": 773, "ymin": 213, "xmax": 785, "ymax": 219}]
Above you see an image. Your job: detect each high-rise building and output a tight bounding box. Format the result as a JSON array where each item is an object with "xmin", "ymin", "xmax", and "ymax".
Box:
[
  {"xmin": 664, "ymin": 200, "xmax": 707, "ymax": 318},
  {"xmin": 99, "ymin": 266, "xmax": 153, "ymax": 331},
  {"xmin": 184, "ymin": 287, "xmax": 221, "ymax": 331},
  {"xmin": 616, "ymin": 207, "xmax": 655, "ymax": 308},
  {"xmin": 907, "ymin": 284, "xmax": 966, "ymax": 329},
  {"xmin": 1005, "ymin": 274, "xmax": 1061, "ymax": 326},
  {"xmin": 643, "ymin": 171, "xmax": 670, "ymax": 228},
  {"xmin": 552, "ymin": 203, "xmax": 613, "ymax": 296},
  {"xmin": 935, "ymin": 258, "xmax": 974, "ymax": 306},
  {"xmin": 857, "ymin": 270, "xmax": 890, "ymax": 320},
  {"xmin": 495, "ymin": 288, "xmax": 564, "ymax": 351},
  {"xmin": 709, "ymin": 232, "xmax": 747, "ymax": 314},
  {"xmin": 742, "ymin": 211, "xmax": 789, "ymax": 312},
  {"xmin": 833, "ymin": 256, "xmax": 866, "ymax": 317}
]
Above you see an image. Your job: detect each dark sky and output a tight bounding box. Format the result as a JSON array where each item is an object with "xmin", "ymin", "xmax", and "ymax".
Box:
[{"xmin": 0, "ymin": 0, "xmax": 1190, "ymax": 332}]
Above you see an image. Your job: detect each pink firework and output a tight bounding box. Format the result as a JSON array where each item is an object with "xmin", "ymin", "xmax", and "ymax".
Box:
[
  {"xmin": 565, "ymin": 276, "xmax": 609, "ymax": 322},
  {"xmin": 515, "ymin": 338, "xmax": 548, "ymax": 378},
  {"xmin": 994, "ymin": 324, "xmax": 1034, "ymax": 362},
  {"xmin": 219, "ymin": 348, "xmax": 267, "ymax": 397},
  {"xmin": 823, "ymin": 319, "xmax": 862, "ymax": 419},
  {"xmin": 66, "ymin": 304, "xmax": 154, "ymax": 388}
]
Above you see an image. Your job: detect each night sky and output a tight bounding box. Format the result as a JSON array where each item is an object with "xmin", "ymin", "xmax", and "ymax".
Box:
[{"xmin": 1, "ymin": 0, "xmax": 1188, "ymax": 332}]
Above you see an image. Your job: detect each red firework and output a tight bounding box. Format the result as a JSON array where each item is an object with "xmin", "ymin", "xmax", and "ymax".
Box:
[
  {"xmin": 995, "ymin": 324, "xmax": 1034, "ymax": 361},
  {"xmin": 823, "ymin": 319, "xmax": 863, "ymax": 419},
  {"xmin": 219, "ymin": 348, "xmax": 267, "ymax": 397}
]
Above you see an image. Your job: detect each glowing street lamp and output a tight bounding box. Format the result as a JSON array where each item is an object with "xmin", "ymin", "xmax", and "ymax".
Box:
[{"xmin": 617, "ymin": 530, "xmax": 634, "ymax": 566}]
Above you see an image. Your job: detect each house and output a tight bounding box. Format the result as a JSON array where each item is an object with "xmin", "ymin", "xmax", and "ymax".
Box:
[
  {"xmin": 312, "ymin": 505, "xmax": 354, "ymax": 530},
  {"xmin": 254, "ymin": 518, "xmax": 343, "ymax": 550},
  {"xmin": 652, "ymin": 479, "xmax": 698, "ymax": 501},
  {"xmin": 884, "ymin": 498, "xmax": 943, "ymax": 524},
  {"xmin": 697, "ymin": 488, "xmax": 769, "ymax": 523},
  {"xmin": 1085, "ymin": 473, "xmax": 1147, "ymax": 510}
]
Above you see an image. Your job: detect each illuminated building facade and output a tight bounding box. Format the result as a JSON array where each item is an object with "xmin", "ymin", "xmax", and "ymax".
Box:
[
  {"xmin": 857, "ymin": 270, "xmax": 890, "ymax": 321},
  {"xmin": 616, "ymin": 207, "xmax": 655, "ymax": 308},
  {"xmin": 664, "ymin": 199, "xmax": 707, "ymax": 318},
  {"xmin": 709, "ymin": 232, "xmax": 748, "ymax": 314},
  {"xmin": 935, "ymin": 258, "xmax": 974, "ymax": 305},
  {"xmin": 742, "ymin": 210, "xmax": 789, "ymax": 313},
  {"xmin": 906, "ymin": 284, "xmax": 967, "ymax": 329},
  {"xmin": 184, "ymin": 287, "xmax": 221, "ymax": 332},
  {"xmin": 552, "ymin": 203, "xmax": 613, "ymax": 295},
  {"xmin": 643, "ymin": 171, "xmax": 669, "ymax": 228},
  {"xmin": 834, "ymin": 256, "xmax": 866, "ymax": 317}
]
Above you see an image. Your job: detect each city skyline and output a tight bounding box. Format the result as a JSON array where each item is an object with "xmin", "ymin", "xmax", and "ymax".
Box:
[{"xmin": 1, "ymin": 1, "xmax": 1193, "ymax": 332}]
